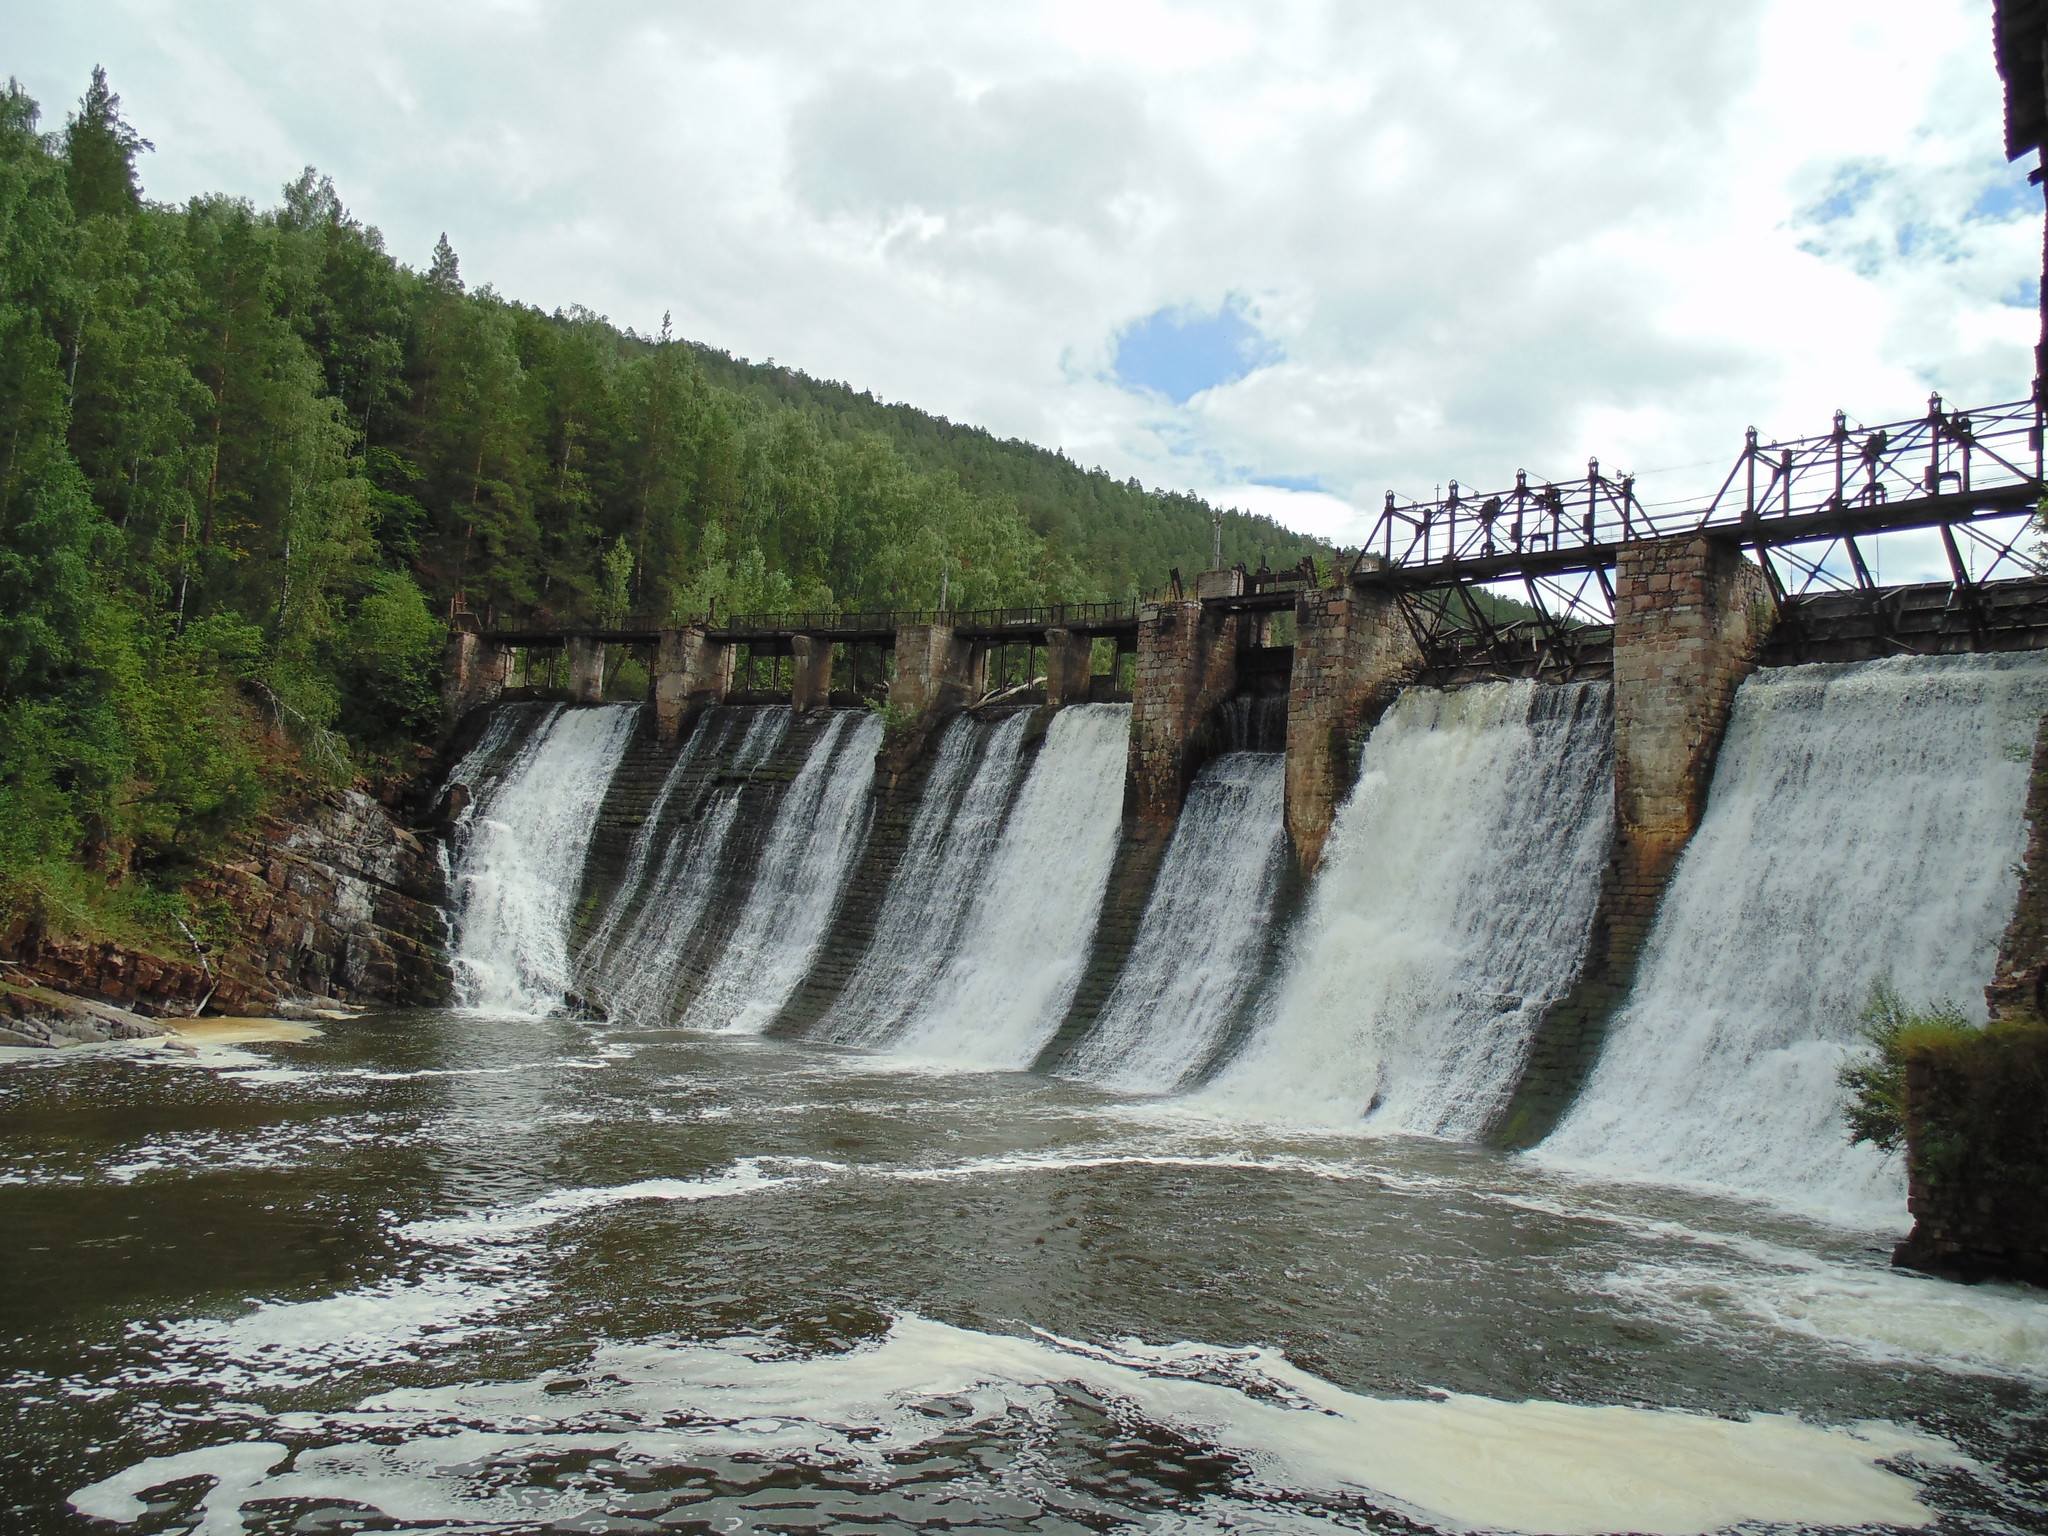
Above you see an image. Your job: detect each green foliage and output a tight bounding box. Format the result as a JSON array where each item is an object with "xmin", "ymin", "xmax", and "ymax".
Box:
[
  {"xmin": 0, "ymin": 69, "xmax": 1335, "ymax": 950},
  {"xmin": 1838, "ymin": 980, "xmax": 1979, "ymax": 1153}
]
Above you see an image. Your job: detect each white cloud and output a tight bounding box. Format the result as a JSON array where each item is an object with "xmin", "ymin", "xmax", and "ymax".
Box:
[{"xmin": 9, "ymin": 0, "xmax": 2035, "ymax": 543}]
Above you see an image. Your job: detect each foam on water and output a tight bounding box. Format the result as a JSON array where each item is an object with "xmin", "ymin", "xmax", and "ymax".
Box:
[
  {"xmin": 684, "ymin": 711, "xmax": 885, "ymax": 1033},
  {"xmin": 1060, "ymin": 751, "xmax": 1288, "ymax": 1092},
  {"xmin": 1539, "ymin": 653, "xmax": 2048, "ymax": 1226},
  {"xmin": 810, "ymin": 712, "xmax": 1031, "ymax": 1046},
  {"xmin": 1201, "ymin": 681, "xmax": 1613, "ymax": 1136},
  {"xmin": 447, "ymin": 704, "xmax": 639, "ymax": 1016},
  {"xmin": 885, "ymin": 704, "xmax": 1131, "ymax": 1068},
  {"xmin": 73, "ymin": 1312, "xmax": 1947, "ymax": 1536}
]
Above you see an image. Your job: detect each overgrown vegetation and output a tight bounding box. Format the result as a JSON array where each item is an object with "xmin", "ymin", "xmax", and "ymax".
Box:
[
  {"xmin": 1838, "ymin": 980, "xmax": 1979, "ymax": 1153},
  {"xmin": 0, "ymin": 68, "xmax": 1328, "ymax": 948}
]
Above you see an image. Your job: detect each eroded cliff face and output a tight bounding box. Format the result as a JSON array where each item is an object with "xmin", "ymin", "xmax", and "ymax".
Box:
[{"xmin": 1, "ymin": 788, "xmax": 450, "ymax": 1035}]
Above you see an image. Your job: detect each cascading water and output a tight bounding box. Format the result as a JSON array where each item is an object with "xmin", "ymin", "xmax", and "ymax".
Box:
[
  {"xmin": 1538, "ymin": 653, "xmax": 2048, "ymax": 1225},
  {"xmin": 883, "ymin": 703, "xmax": 1131, "ymax": 1068},
  {"xmin": 1200, "ymin": 680, "xmax": 1613, "ymax": 1136},
  {"xmin": 1059, "ymin": 751, "xmax": 1288, "ymax": 1092},
  {"xmin": 809, "ymin": 713, "xmax": 1031, "ymax": 1047},
  {"xmin": 447, "ymin": 703, "xmax": 640, "ymax": 1016},
  {"xmin": 682, "ymin": 711, "xmax": 886, "ymax": 1034},
  {"xmin": 575, "ymin": 708, "xmax": 791, "ymax": 1027},
  {"xmin": 577, "ymin": 711, "xmax": 724, "ymax": 974}
]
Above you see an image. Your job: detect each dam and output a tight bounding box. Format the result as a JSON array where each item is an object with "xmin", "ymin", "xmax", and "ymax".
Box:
[{"xmin": 434, "ymin": 395, "xmax": 2048, "ymax": 1228}]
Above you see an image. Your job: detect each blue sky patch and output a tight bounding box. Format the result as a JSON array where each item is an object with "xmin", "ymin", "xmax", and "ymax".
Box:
[
  {"xmin": 1114, "ymin": 297, "xmax": 1277, "ymax": 403},
  {"xmin": 1803, "ymin": 161, "xmax": 1885, "ymax": 224},
  {"xmin": 1253, "ymin": 474, "xmax": 1324, "ymax": 492},
  {"xmin": 1970, "ymin": 174, "xmax": 2037, "ymax": 223}
]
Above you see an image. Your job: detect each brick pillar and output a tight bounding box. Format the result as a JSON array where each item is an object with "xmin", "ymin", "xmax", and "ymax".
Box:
[
  {"xmin": 791, "ymin": 635, "xmax": 833, "ymax": 713},
  {"xmin": 441, "ymin": 631, "xmax": 511, "ymax": 732},
  {"xmin": 652, "ymin": 627, "xmax": 732, "ymax": 745},
  {"xmin": 565, "ymin": 635, "xmax": 606, "ymax": 704},
  {"xmin": 1043, "ymin": 627, "xmax": 1094, "ymax": 709},
  {"xmin": 1128, "ymin": 600, "xmax": 1240, "ymax": 830},
  {"xmin": 1493, "ymin": 533, "xmax": 1773, "ymax": 1148},
  {"xmin": 1282, "ymin": 584, "xmax": 1420, "ymax": 874}
]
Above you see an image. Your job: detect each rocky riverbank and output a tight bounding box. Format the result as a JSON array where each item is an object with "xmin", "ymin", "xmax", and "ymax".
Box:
[{"xmin": 0, "ymin": 787, "xmax": 451, "ymax": 1044}]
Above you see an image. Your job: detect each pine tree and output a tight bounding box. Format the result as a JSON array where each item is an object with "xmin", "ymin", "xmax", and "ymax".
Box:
[{"xmin": 62, "ymin": 66, "xmax": 151, "ymax": 222}]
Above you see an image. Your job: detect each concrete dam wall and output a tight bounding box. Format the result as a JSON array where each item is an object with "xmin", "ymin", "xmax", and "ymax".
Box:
[{"xmin": 436, "ymin": 539, "xmax": 2048, "ymax": 1232}]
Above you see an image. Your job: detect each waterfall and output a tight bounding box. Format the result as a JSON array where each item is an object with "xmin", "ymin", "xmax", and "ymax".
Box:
[
  {"xmin": 446, "ymin": 704, "xmax": 639, "ymax": 1017},
  {"xmin": 577, "ymin": 709, "xmax": 727, "ymax": 974},
  {"xmin": 681, "ymin": 711, "xmax": 886, "ymax": 1034},
  {"xmin": 1200, "ymin": 681, "xmax": 1613, "ymax": 1136},
  {"xmin": 1538, "ymin": 653, "xmax": 2048, "ymax": 1225},
  {"xmin": 883, "ymin": 703, "xmax": 1131, "ymax": 1068},
  {"xmin": 809, "ymin": 712, "xmax": 1031, "ymax": 1047},
  {"xmin": 1059, "ymin": 751, "xmax": 1288, "ymax": 1093},
  {"xmin": 576, "ymin": 708, "xmax": 791, "ymax": 1027}
]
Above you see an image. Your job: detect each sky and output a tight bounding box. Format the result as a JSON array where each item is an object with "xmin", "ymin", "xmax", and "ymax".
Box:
[{"xmin": 9, "ymin": 0, "xmax": 2042, "ymax": 564}]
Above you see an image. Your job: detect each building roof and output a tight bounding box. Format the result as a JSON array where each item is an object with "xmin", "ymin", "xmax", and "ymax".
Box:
[{"xmin": 1997, "ymin": 0, "xmax": 2047, "ymax": 159}]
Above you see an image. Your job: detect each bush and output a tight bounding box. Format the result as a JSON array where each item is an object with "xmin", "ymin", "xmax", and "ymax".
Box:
[{"xmin": 1838, "ymin": 981, "xmax": 1979, "ymax": 1152}]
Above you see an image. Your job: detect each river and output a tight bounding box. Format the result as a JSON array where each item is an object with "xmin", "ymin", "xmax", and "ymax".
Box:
[{"xmin": 4, "ymin": 1010, "xmax": 2046, "ymax": 1533}]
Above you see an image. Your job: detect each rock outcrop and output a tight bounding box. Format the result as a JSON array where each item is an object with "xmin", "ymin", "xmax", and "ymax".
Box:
[{"xmin": 1, "ymin": 788, "xmax": 450, "ymax": 1026}]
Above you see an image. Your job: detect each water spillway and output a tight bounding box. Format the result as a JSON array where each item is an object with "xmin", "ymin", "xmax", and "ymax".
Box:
[
  {"xmin": 446, "ymin": 703, "xmax": 640, "ymax": 1016},
  {"xmin": 881, "ymin": 703, "xmax": 1131, "ymax": 1068},
  {"xmin": 574, "ymin": 707, "xmax": 792, "ymax": 1029},
  {"xmin": 1057, "ymin": 751, "xmax": 1288, "ymax": 1092},
  {"xmin": 1199, "ymin": 681, "xmax": 1614, "ymax": 1137},
  {"xmin": 1538, "ymin": 652, "xmax": 2048, "ymax": 1223},
  {"xmin": 808, "ymin": 713, "xmax": 1031, "ymax": 1047},
  {"xmin": 680, "ymin": 711, "xmax": 885, "ymax": 1034}
]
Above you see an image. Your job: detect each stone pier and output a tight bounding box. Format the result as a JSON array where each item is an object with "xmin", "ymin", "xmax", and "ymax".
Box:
[
  {"xmin": 1494, "ymin": 532, "xmax": 1774, "ymax": 1147},
  {"xmin": 441, "ymin": 631, "xmax": 512, "ymax": 733},
  {"xmin": 1043, "ymin": 627, "xmax": 1095, "ymax": 709},
  {"xmin": 1128, "ymin": 600, "xmax": 1241, "ymax": 831},
  {"xmin": 565, "ymin": 635, "xmax": 607, "ymax": 704},
  {"xmin": 791, "ymin": 636, "xmax": 833, "ymax": 713},
  {"xmin": 1282, "ymin": 582, "xmax": 1421, "ymax": 874},
  {"xmin": 652, "ymin": 626, "xmax": 734, "ymax": 745},
  {"xmin": 880, "ymin": 623, "xmax": 984, "ymax": 784}
]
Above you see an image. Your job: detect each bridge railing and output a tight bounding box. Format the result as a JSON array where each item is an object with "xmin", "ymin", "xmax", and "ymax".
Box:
[{"xmin": 1364, "ymin": 395, "xmax": 2044, "ymax": 574}]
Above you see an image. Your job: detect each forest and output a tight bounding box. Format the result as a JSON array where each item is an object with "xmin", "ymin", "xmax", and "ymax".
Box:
[{"xmin": 0, "ymin": 69, "xmax": 1326, "ymax": 939}]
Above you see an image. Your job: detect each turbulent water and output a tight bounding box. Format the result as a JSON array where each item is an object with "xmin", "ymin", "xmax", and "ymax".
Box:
[
  {"xmin": 1540, "ymin": 653, "xmax": 2048, "ymax": 1224},
  {"xmin": 682, "ymin": 711, "xmax": 886, "ymax": 1034},
  {"xmin": 810, "ymin": 713, "xmax": 1031, "ymax": 1047},
  {"xmin": 884, "ymin": 703, "xmax": 1131, "ymax": 1068},
  {"xmin": 8, "ymin": 1015, "xmax": 2046, "ymax": 1536},
  {"xmin": 1201, "ymin": 680, "xmax": 1614, "ymax": 1136},
  {"xmin": 446, "ymin": 703, "xmax": 640, "ymax": 1016},
  {"xmin": 1060, "ymin": 751, "xmax": 1289, "ymax": 1093},
  {"xmin": 12, "ymin": 671, "xmax": 2048, "ymax": 1533}
]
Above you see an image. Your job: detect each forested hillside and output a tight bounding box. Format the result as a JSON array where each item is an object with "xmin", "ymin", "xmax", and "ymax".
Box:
[{"xmin": 0, "ymin": 69, "xmax": 1325, "ymax": 934}]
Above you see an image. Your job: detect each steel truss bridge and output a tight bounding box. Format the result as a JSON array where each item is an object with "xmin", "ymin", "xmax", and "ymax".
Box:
[{"xmin": 1367, "ymin": 394, "xmax": 2047, "ymax": 671}]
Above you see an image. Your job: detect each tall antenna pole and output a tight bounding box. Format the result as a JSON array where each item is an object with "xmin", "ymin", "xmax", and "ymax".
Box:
[{"xmin": 1211, "ymin": 508, "xmax": 1222, "ymax": 570}]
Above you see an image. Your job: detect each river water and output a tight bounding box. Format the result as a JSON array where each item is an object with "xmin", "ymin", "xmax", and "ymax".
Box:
[{"xmin": 5, "ymin": 1012, "xmax": 2048, "ymax": 1534}]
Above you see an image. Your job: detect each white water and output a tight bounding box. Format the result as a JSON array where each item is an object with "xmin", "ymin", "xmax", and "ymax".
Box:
[
  {"xmin": 576, "ymin": 709, "xmax": 725, "ymax": 975},
  {"xmin": 1060, "ymin": 751, "xmax": 1288, "ymax": 1092},
  {"xmin": 1540, "ymin": 653, "xmax": 2048, "ymax": 1225},
  {"xmin": 448, "ymin": 704, "xmax": 639, "ymax": 1016},
  {"xmin": 579, "ymin": 708, "xmax": 791, "ymax": 1028},
  {"xmin": 683, "ymin": 710, "xmax": 886, "ymax": 1035},
  {"xmin": 886, "ymin": 703, "xmax": 1131, "ymax": 1068},
  {"xmin": 810, "ymin": 712, "xmax": 1030, "ymax": 1046},
  {"xmin": 1202, "ymin": 681, "xmax": 1613, "ymax": 1136}
]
